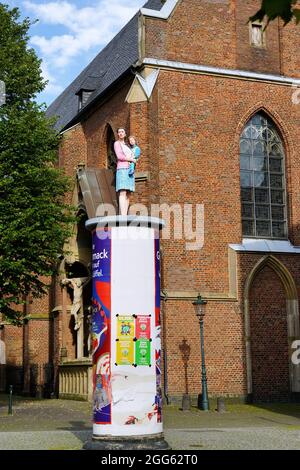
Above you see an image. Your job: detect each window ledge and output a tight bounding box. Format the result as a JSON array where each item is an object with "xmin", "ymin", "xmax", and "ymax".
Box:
[
  {"xmin": 135, "ymin": 171, "xmax": 149, "ymax": 182},
  {"xmin": 229, "ymin": 238, "xmax": 300, "ymax": 254}
]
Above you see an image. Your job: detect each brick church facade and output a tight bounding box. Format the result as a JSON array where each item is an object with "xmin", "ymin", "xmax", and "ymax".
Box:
[{"xmin": 1, "ymin": 0, "xmax": 300, "ymax": 403}]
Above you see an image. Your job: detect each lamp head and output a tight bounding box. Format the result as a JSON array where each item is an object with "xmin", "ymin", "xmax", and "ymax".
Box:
[{"xmin": 193, "ymin": 294, "xmax": 207, "ymax": 320}]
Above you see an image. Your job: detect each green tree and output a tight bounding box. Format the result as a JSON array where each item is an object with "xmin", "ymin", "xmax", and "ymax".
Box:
[
  {"xmin": 0, "ymin": 4, "xmax": 74, "ymax": 324},
  {"xmin": 251, "ymin": 0, "xmax": 300, "ymax": 26}
]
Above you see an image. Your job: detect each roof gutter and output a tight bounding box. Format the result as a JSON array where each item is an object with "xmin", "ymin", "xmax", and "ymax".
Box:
[{"xmin": 142, "ymin": 57, "xmax": 300, "ymax": 86}]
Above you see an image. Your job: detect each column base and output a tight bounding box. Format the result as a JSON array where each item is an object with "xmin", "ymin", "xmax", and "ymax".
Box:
[{"xmin": 83, "ymin": 433, "xmax": 171, "ymax": 450}]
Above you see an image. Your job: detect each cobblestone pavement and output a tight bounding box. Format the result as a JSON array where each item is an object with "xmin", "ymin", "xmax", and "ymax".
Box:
[{"xmin": 1, "ymin": 395, "xmax": 300, "ymax": 450}]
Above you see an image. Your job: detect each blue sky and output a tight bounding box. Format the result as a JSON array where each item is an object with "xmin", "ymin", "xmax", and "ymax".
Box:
[{"xmin": 6, "ymin": 1, "xmax": 148, "ymax": 106}]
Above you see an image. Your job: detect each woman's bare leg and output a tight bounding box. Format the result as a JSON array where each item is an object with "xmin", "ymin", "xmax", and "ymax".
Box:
[
  {"xmin": 126, "ymin": 191, "xmax": 130, "ymax": 215},
  {"xmin": 118, "ymin": 190, "xmax": 127, "ymax": 215}
]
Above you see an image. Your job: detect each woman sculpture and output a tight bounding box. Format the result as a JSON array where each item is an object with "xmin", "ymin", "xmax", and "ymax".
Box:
[{"xmin": 114, "ymin": 128, "xmax": 137, "ymax": 216}]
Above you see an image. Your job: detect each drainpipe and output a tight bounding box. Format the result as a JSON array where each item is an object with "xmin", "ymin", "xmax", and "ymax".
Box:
[
  {"xmin": 22, "ymin": 295, "xmax": 30, "ymax": 396},
  {"xmin": 160, "ymin": 248, "xmax": 169, "ymax": 405},
  {"xmin": 161, "ymin": 293, "xmax": 169, "ymax": 405}
]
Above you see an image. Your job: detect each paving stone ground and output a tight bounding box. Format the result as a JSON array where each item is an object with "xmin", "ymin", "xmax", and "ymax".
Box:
[{"xmin": 1, "ymin": 394, "xmax": 300, "ymax": 450}]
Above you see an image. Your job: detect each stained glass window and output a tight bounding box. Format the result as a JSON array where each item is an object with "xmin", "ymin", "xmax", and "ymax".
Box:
[{"xmin": 240, "ymin": 113, "xmax": 287, "ymax": 238}]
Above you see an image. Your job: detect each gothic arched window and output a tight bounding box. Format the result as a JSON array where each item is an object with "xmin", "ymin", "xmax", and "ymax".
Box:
[{"xmin": 240, "ymin": 113, "xmax": 287, "ymax": 239}]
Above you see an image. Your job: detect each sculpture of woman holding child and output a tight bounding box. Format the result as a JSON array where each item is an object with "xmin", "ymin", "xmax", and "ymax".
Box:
[{"xmin": 114, "ymin": 128, "xmax": 140, "ymax": 216}]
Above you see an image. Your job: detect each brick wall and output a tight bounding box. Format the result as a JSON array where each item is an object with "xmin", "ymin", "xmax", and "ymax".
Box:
[
  {"xmin": 164, "ymin": 299, "xmax": 246, "ymax": 399},
  {"xmin": 4, "ymin": 325, "xmax": 23, "ymax": 366},
  {"xmin": 154, "ymin": 69, "xmax": 300, "ymax": 294},
  {"xmin": 143, "ymin": 0, "xmax": 300, "ymax": 77},
  {"xmin": 235, "ymin": 0, "xmax": 281, "ymax": 74},
  {"xmin": 59, "ymin": 124, "xmax": 87, "ymax": 179},
  {"xmin": 4, "ymin": 320, "xmax": 51, "ymax": 368},
  {"xmin": 3, "ymin": 319, "xmax": 52, "ymax": 394},
  {"xmin": 144, "ymin": 0, "xmax": 237, "ymax": 69},
  {"xmin": 280, "ymin": 16, "xmax": 300, "ymax": 78},
  {"xmin": 140, "ymin": 0, "xmax": 300, "ymax": 399},
  {"xmin": 27, "ymin": 320, "xmax": 50, "ymax": 365},
  {"xmin": 249, "ymin": 265, "xmax": 289, "ymax": 401}
]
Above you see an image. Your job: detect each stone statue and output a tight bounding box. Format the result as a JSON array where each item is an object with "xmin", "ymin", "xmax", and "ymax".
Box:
[{"xmin": 61, "ymin": 277, "xmax": 89, "ymax": 331}]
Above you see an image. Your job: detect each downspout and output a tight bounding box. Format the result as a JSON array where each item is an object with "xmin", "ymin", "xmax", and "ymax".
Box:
[
  {"xmin": 160, "ymin": 248, "xmax": 169, "ymax": 405},
  {"xmin": 22, "ymin": 295, "xmax": 30, "ymax": 396},
  {"xmin": 161, "ymin": 292, "xmax": 169, "ymax": 405}
]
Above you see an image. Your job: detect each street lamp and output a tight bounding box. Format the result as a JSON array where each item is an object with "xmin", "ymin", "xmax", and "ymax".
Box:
[{"xmin": 193, "ymin": 294, "xmax": 209, "ymax": 411}]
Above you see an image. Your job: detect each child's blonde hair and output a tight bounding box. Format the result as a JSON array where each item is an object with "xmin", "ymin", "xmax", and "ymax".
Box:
[{"xmin": 129, "ymin": 135, "xmax": 138, "ymax": 145}]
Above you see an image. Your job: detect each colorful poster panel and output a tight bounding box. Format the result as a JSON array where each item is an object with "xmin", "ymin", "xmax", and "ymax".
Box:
[
  {"xmin": 93, "ymin": 372, "xmax": 111, "ymax": 424},
  {"xmin": 135, "ymin": 315, "xmax": 151, "ymax": 339},
  {"xmin": 116, "ymin": 340, "xmax": 134, "ymax": 365},
  {"xmin": 135, "ymin": 339, "xmax": 151, "ymax": 366},
  {"xmin": 117, "ymin": 315, "xmax": 135, "ymax": 338},
  {"xmin": 92, "ymin": 231, "xmax": 112, "ymax": 425}
]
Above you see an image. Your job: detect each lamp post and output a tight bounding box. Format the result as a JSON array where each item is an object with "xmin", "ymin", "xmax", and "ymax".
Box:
[{"xmin": 193, "ymin": 294, "xmax": 209, "ymax": 411}]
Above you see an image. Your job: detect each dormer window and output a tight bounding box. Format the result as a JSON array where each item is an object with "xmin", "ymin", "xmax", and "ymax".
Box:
[
  {"xmin": 250, "ymin": 22, "xmax": 265, "ymax": 48},
  {"xmin": 75, "ymin": 76, "xmax": 100, "ymax": 112},
  {"xmin": 77, "ymin": 90, "xmax": 93, "ymax": 110}
]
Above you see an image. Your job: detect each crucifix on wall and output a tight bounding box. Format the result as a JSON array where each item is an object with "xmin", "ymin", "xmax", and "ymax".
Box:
[{"xmin": 61, "ymin": 277, "xmax": 90, "ymax": 359}]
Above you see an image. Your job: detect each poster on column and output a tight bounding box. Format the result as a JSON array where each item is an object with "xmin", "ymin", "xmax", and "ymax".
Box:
[
  {"xmin": 116, "ymin": 340, "xmax": 134, "ymax": 365},
  {"xmin": 116, "ymin": 315, "xmax": 135, "ymax": 365},
  {"xmin": 91, "ymin": 230, "xmax": 112, "ymax": 426},
  {"xmin": 135, "ymin": 339, "xmax": 151, "ymax": 366},
  {"xmin": 135, "ymin": 315, "xmax": 151, "ymax": 339},
  {"xmin": 154, "ymin": 236, "xmax": 162, "ymax": 423},
  {"xmin": 117, "ymin": 315, "xmax": 135, "ymax": 339}
]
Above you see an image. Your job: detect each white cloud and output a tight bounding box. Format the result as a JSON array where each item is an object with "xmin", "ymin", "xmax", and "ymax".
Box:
[
  {"xmin": 40, "ymin": 61, "xmax": 64, "ymax": 96},
  {"xmin": 24, "ymin": 1, "xmax": 142, "ymax": 67},
  {"xmin": 23, "ymin": 0, "xmax": 144, "ymax": 100}
]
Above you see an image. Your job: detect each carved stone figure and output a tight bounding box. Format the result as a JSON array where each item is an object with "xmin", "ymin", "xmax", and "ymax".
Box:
[{"xmin": 61, "ymin": 277, "xmax": 89, "ymax": 331}]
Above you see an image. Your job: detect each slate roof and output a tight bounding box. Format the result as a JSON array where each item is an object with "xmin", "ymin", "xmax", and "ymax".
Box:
[{"xmin": 46, "ymin": 0, "xmax": 165, "ymax": 131}]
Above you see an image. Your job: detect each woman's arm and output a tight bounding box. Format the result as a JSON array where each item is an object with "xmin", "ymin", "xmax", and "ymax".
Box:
[
  {"xmin": 114, "ymin": 141, "xmax": 135, "ymax": 162},
  {"xmin": 114, "ymin": 141, "xmax": 127, "ymax": 162}
]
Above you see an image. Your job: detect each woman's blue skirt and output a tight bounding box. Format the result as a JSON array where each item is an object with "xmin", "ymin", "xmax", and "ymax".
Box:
[{"xmin": 116, "ymin": 168, "xmax": 135, "ymax": 192}]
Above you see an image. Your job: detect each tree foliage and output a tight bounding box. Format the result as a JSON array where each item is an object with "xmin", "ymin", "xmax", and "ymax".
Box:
[
  {"xmin": 0, "ymin": 4, "xmax": 75, "ymax": 324},
  {"xmin": 251, "ymin": 0, "xmax": 300, "ymax": 27}
]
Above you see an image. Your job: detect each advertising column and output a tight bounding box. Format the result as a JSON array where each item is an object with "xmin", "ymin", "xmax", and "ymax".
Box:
[{"xmin": 84, "ymin": 216, "xmax": 169, "ymax": 450}]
